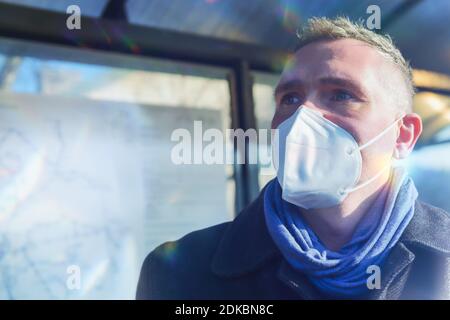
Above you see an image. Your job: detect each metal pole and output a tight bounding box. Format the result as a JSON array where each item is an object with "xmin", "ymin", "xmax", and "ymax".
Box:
[{"xmin": 229, "ymin": 60, "xmax": 261, "ymax": 215}]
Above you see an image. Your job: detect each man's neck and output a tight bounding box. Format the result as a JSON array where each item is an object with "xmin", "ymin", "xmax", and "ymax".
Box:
[{"xmin": 298, "ymin": 173, "xmax": 390, "ymax": 252}]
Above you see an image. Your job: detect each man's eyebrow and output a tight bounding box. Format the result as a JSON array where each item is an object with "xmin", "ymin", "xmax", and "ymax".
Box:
[
  {"xmin": 273, "ymin": 77, "xmax": 366, "ymax": 99},
  {"xmin": 318, "ymin": 77, "xmax": 365, "ymax": 94},
  {"xmin": 273, "ymin": 80, "xmax": 305, "ymax": 98}
]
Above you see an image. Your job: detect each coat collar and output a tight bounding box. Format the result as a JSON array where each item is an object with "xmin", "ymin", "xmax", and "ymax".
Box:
[
  {"xmin": 398, "ymin": 201, "xmax": 450, "ymax": 255},
  {"xmin": 210, "ymin": 184, "xmax": 280, "ymax": 277},
  {"xmin": 211, "ymin": 184, "xmax": 450, "ymax": 280}
]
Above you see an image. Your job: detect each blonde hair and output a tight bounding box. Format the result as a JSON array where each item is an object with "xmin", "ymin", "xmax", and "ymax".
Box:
[{"xmin": 295, "ymin": 17, "xmax": 414, "ymax": 111}]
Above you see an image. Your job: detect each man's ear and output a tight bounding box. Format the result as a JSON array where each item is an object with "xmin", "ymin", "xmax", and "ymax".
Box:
[{"xmin": 395, "ymin": 113, "xmax": 422, "ymax": 159}]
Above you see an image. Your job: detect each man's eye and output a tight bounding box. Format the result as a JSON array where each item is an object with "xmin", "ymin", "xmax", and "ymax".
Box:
[
  {"xmin": 280, "ymin": 94, "xmax": 302, "ymax": 106},
  {"xmin": 331, "ymin": 90, "xmax": 354, "ymax": 102}
]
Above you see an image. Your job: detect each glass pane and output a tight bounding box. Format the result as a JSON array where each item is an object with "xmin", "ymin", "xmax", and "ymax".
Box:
[
  {"xmin": 252, "ymin": 71, "xmax": 279, "ymax": 189},
  {"xmin": 0, "ymin": 38, "xmax": 234, "ymax": 299}
]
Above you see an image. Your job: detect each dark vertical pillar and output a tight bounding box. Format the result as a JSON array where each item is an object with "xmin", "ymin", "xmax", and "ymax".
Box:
[{"xmin": 229, "ymin": 60, "xmax": 260, "ymax": 215}]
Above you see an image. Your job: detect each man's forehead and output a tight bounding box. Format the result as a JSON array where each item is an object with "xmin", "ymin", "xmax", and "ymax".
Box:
[
  {"xmin": 291, "ymin": 38, "xmax": 384, "ymax": 65},
  {"xmin": 279, "ymin": 38, "xmax": 386, "ymax": 84}
]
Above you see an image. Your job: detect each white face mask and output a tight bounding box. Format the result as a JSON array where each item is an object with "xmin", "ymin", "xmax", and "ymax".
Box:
[{"xmin": 272, "ymin": 106, "xmax": 403, "ymax": 209}]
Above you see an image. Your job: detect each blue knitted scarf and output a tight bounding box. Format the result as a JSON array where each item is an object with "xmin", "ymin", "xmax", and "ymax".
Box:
[{"xmin": 264, "ymin": 167, "xmax": 418, "ymax": 298}]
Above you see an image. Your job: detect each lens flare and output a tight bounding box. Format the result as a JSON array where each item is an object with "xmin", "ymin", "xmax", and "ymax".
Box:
[{"xmin": 276, "ymin": 0, "xmax": 302, "ymax": 34}]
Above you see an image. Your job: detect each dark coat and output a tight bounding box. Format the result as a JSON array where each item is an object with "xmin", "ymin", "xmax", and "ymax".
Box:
[{"xmin": 136, "ymin": 187, "xmax": 450, "ymax": 300}]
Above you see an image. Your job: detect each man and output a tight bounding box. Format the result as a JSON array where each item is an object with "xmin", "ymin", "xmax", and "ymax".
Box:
[{"xmin": 136, "ymin": 17, "xmax": 450, "ymax": 300}]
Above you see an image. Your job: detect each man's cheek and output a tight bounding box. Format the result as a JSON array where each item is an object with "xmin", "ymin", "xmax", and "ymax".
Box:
[{"xmin": 360, "ymin": 146, "xmax": 394, "ymax": 178}]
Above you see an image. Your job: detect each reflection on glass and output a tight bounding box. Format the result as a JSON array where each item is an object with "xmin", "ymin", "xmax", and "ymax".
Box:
[{"xmin": 0, "ymin": 42, "xmax": 234, "ymax": 299}]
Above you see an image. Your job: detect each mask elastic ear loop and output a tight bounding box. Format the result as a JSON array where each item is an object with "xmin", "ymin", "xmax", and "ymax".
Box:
[
  {"xmin": 341, "ymin": 114, "xmax": 405, "ymax": 195},
  {"xmin": 356, "ymin": 115, "xmax": 405, "ymax": 152},
  {"xmin": 341, "ymin": 165, "xmax": 391, "ymax": 194}
]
